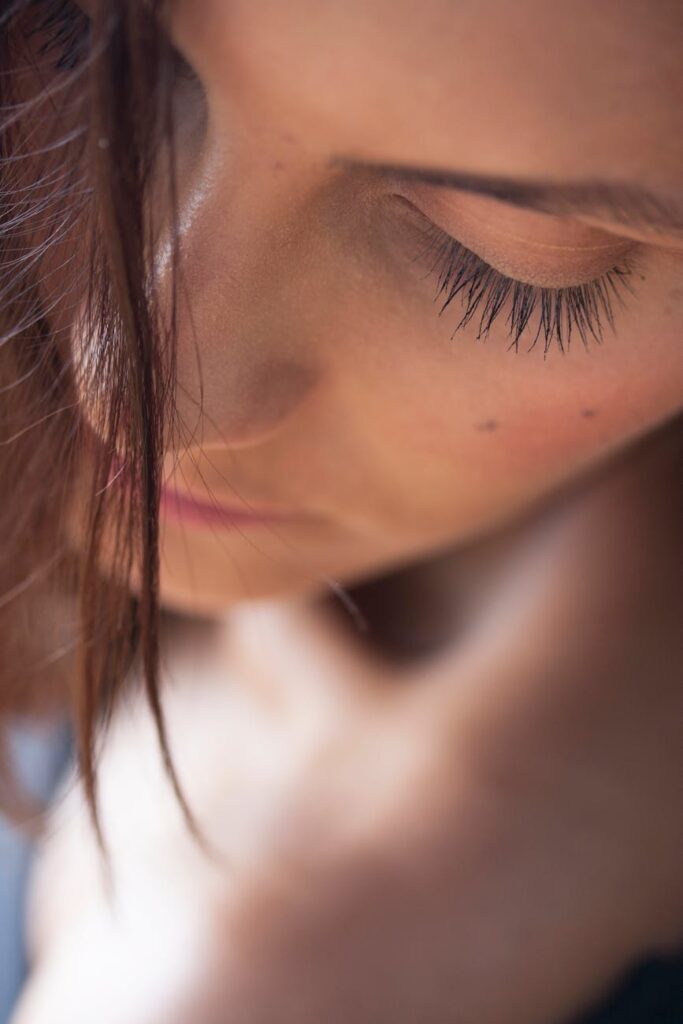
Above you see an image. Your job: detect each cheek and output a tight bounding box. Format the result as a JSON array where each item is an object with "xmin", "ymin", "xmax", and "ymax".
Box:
[
  {"xmin": 356, "ymin": 222, "xmax": 683, "ymax": 511},
  {"xmin": 500, "ymin": 317, "xmax": 683, "ymax": 482},
  {"xmin": 353, "ymin": 305, "xmax": 683, "ymax": 528}
]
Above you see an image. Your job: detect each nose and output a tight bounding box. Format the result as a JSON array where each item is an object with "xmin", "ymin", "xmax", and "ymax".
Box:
[
  {"xmin": 166, "ymin": 135, "xmax": 324, "ymax": 451},
  {"xmin": 184, "ymin": 349, "xmax": 320, "ymax": 451}
]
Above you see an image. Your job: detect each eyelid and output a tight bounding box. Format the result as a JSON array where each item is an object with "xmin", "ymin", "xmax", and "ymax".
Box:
[
  {"xmin": 404, "ymin": 210, "xmax": 634, "ymax": 354},
  {"xmin": 391, "ymin": 192, "xmax": 637, "ymax": 289},
  {"xmin": 391, "ymin": 179, "xmax": 635, "ymax": 249}
]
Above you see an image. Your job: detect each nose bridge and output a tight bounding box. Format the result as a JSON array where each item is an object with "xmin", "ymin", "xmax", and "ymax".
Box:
[{"xmin": 169, "ymin": 131, "xmax": 325, "ymax": 450}]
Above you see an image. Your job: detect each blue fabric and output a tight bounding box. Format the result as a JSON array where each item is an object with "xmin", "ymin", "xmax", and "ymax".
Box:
[{"xmin": 0, "ymin": 723, "xmax": 71, "ymax": 1024}]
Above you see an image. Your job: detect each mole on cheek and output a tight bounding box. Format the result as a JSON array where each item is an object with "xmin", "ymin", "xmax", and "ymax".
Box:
[
  {"xmin": 581, "ymin": 408, "xmax": 598, "ymax": 419},
  {"xmin": 475, "ymin": 419, "xmax": 499, "ymax": 432}
]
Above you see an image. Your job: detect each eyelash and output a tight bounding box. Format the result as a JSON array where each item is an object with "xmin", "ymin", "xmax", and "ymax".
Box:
[
  {"xmin": 29, "ymin": 3, "xmax": 637, "ymax": 357},
  {"xmin": 418, "ymin": 219, "xmax": 634, "ymax": 354}
]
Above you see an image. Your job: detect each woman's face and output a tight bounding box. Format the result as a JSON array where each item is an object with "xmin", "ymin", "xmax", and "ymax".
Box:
[{"xmin": 125, "ymin": 0, "xmax": 683, "ymax": 611}]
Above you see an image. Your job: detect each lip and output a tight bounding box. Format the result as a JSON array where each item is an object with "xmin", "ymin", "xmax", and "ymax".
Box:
[{"xmin": 159, "ymin": 482, "xmax": 298, "ymax": 529}]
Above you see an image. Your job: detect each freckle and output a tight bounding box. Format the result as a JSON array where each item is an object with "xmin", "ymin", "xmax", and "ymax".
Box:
[
  {"xmin": 581, "ymin": 408, "xmax": 598, "ymax": 419},
  {"xmin": 476, "ymin": 419, "xmax": 499, "ymax": 432},
  {"xmin": 272, "ymin": 160, "xmax": 285, "ymax": 171},
  {"xmin": 280, "ymin": 132, "xmax": 297, "ymax": 145}
]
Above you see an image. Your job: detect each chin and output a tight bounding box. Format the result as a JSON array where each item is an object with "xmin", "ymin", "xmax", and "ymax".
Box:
[
  {"xmin": 158, "ymin": 571, "xmax": 330, "ymax": 617},
  {"xmin": 154, "ymin": 512, "xmax": 475, "ymax": 617}
]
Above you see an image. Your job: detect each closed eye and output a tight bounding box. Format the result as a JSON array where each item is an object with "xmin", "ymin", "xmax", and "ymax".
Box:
[{"xmin": 415, "ymin": 217, "xmax": 636, "ymax": 355}]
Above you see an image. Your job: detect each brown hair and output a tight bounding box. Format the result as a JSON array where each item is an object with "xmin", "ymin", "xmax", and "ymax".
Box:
[{"xmin": 0, "ymin": 0, "xmax": 187, "ymax": 834}]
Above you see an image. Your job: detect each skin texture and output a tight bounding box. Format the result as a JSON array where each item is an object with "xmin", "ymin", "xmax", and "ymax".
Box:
[
  {"xmin": 11, "ymin": 2, "xmax": 683, "ymax": 1023},
  {"xmin": 115, "ymin": 0, "xmax": 683, "ymax": 613}
]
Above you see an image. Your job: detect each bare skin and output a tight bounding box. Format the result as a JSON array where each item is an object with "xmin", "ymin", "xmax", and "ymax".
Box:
[
  {"xmin": 69, "ymin": 0, "xmax": 683, "ymax": 612},
  {"xmin": 13, "ymin": 428, "xmax": 683, "ymax": 1024},
  {"xmin": 10, "ymin": 1, "xmax": 683, "ymax": 1021}
]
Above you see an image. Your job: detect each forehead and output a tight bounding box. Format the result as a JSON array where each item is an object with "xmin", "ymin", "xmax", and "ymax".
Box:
[{"xmin": 181, "ymin": 0, "xmax": 683, "ymax": 185}]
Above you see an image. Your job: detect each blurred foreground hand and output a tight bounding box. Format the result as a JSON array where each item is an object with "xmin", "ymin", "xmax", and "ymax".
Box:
[{"xmin": 12, "ymin": 440, "xmax": 683, "ymax": 1024}]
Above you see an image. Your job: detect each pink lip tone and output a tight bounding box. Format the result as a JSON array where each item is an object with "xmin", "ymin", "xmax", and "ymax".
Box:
[{"xmin": 159, "ymin": 482, "xmax": 296, "ymax": 529}]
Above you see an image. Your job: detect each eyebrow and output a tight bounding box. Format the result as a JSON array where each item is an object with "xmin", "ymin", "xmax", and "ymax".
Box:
[{"xmin": 336, "ymin": 159, "xmax": 683, "ymax": 237}]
